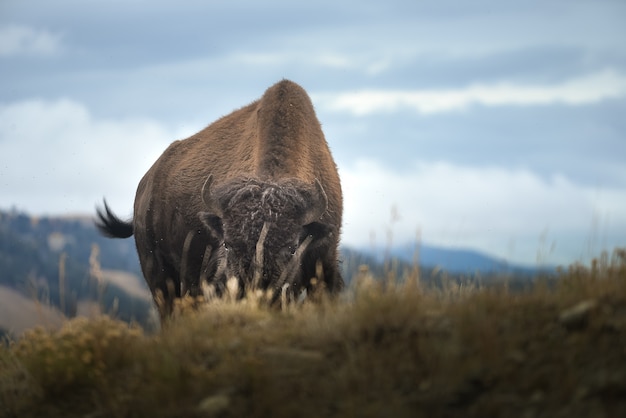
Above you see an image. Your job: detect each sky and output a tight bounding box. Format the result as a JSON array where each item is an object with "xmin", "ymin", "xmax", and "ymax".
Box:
[{"xmin": 1, "ymin": 0, "xmax": 625, "ymax": 267}]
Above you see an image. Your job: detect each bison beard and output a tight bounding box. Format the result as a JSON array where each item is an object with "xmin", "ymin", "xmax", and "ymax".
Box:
[{"xmin": 95, "ymin": 80, "xmax": 343, "ymax": 320}]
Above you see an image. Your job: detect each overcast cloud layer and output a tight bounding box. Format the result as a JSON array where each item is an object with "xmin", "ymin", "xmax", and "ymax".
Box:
[{"xmin": 1, "ymin": 0, "xmax": 625, "ymax": 266}]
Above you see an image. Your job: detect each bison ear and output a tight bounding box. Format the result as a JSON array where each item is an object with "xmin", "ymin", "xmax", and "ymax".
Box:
[
  {"xmin": 302, "ymin": 179, "xmax": 328, "ymax": 226},
  {"xmin": 201, "ymin": 174, "xmax": 224, "ymax": 218}
]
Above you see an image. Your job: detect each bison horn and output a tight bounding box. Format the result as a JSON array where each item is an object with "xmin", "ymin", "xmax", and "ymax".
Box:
[
  {"xmin": 302, "ymin": 179, "xmax": 328, "ymax": 225},
  {"xmin": 201, "ymin": 174, "xmax": 224, "ymax": 218}
]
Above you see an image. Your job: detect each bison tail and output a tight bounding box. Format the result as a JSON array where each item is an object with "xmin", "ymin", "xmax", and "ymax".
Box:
[{"xmin": 95, "ymin": 199, "xmax": 134, "ymax": 238}]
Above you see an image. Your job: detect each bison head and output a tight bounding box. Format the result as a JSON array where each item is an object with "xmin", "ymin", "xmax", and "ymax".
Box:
[{"xmin": 199, "ymin": 175, "xmax": 331, "ymax": 299}]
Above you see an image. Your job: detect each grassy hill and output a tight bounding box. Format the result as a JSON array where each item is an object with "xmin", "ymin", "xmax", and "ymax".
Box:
[
  {"xmin": 1, "ymin": 249, "xmax": 625, "ymax": 418},
  {"xmin": 0, "ymin": 209, "xmax": 155, "ymax": 333}
]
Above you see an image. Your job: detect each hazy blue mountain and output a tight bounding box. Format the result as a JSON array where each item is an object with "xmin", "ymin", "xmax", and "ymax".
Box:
[
  {"xmin": 1, "ymin": 206, "xmax": 552, "ymax": 335},
  {"xmin": 348, "ymin": 242, "xmax": 552, "ymax": 275}
]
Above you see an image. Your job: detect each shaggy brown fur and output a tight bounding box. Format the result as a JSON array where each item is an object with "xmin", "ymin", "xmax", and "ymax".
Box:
[{"xmin": 96, "ymin": 80, "xmax": 343, "ymax": 319}]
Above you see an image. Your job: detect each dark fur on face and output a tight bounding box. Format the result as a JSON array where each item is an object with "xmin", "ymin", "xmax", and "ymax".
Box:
[{"xmin": 200, "ymin": 177, "xmax": 332, "ymax": 294}]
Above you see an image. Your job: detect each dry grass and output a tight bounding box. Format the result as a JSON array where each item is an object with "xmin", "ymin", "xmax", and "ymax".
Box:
[{"xmin": 1, "ymin": 250, "xmax": 626, "ymax": 418}]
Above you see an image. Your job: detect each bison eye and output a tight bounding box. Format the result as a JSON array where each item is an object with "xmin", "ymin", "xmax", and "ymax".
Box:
[{"xmin": 280, "ymin": 244, "xmax": 297, "ymax": 258}]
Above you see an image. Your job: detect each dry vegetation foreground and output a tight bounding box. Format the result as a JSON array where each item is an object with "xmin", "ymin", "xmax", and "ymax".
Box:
[{"xmin": 2, "ymin": 251, "xmax": 626, "ymax": 418}]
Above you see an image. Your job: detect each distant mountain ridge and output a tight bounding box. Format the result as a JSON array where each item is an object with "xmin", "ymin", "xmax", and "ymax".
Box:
[
  {"xmin": 0, "ymin": 208, "xmax": 550, "ymax": 281},
  {"xmin": 364, "ymin": 242, "xmax": 551, "ymax": 274},
  {"xmin": 1, "ymin": 207, "xmax": 551, "ymax": 335}
]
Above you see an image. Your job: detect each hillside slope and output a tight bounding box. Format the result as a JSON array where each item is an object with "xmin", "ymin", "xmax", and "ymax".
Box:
[
  {"xmin": 0, "ymin": 209, "xmax": 153, "ymax": 329},
  {"xmin": 1, "ymin": 250, "xmax": 624, "ymax": 418},
  {"xmin": 0, "ymin": 286, "xmax": 65, "ymax": 337}
]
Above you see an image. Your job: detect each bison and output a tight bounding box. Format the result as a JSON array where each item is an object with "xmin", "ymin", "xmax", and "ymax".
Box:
[{"xmin": 96, "ymin": 80, "xmax": 343, "ymax": 319}]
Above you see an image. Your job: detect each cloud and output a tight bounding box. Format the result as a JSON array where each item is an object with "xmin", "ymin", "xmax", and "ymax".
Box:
[
  {"xmin": 316, "ymin": 70, "xmax": 626, "ymax": 116},
  {"xmin": 226, "ymin": 50, "xmax": 391, "ymax": 76},
  {"xmin": 340, "ymin": 160, "xmax": 626, "ymax": 265},
  {"xmin": 0, "ymin": 24, "xmax": 63, "ymax": 57},
  {"xmin": 0, "ymin": 99, "xmax": 181, "ymax": 214},
  {"xmin": 1, "ymin": 98, "xmax": 624, "ymax": 266}
]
